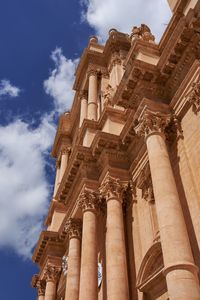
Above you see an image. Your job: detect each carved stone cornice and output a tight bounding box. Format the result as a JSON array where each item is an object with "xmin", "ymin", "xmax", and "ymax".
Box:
[
  {"xmin": 78, "ymin": 189, "xmax": 100, "ymax": 213},
  {"xmin": 32, "ymin": 275, "xmax": 46, "ymax": 296},
  {"xmin": 99, "ymin": 175, "xmax": 124, "ymax": 202},
  {"xmin": 44, "ymin": 264, "xmax": 61, "ymax": 283},
  {"xmin": 64, "ymin": 218, "xmax": 82, "ymax": 240},
  {"xmin": 134, "ymin": 110, "xmax": 171, "ymax": 139}
]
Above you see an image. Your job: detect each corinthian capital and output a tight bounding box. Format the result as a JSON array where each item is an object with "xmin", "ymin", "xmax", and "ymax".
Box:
[
  {"xmin": 87, "ymin": 65, "xmax": 98, "ymax": 77},
  {"xmin": 134, "ymin": 110, "xmax": 171, "ymax": 138},
  {"xmin": 99, "ymin": 175, "xmax": 124, "ymax": 202},
  {"xmin": 64, "ymin": 218, "xmax": 82, "ymax": 239},
  {"xmin": 32, "ymin": 275, "xmax": 46, "ymax": 296},
  {"xmin": 60, "ymin": 146, "xmax": 71, "ymax": 155},
  {"xmin": 44, "ymin": 264, "xmax": 61, "ymax": 283},
  {"xmin": 78, "ymin": 189, "xmax": 99, "ymax": 213}
]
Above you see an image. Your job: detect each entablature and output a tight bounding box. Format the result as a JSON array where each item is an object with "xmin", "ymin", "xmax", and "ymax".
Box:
[
  {"xmin": 32, "ymin": 231, "xmax": 64, "ymax": 267},
  {"xmin": 51, "ymin": 112, "xmax": 72, "ymax": 158}
]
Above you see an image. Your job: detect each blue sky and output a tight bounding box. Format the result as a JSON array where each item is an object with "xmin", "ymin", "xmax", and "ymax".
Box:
[{"xmin": 0, "ymin": 0, "xmax": 171, "ymax": 299}]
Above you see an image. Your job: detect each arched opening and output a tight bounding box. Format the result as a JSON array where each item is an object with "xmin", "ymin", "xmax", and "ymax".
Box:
[{"xmin": 136, "ymin": 242, "xmax": 168, "ymax": 300}]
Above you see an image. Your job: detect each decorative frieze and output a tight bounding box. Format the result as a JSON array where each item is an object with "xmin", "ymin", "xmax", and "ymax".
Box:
[
  {"xmin": 78, "ymin": 189, "xmax": 100, "ymax": 213},
  {"xmin": 64, "ymin": 218, "xmax": 82, "ymax": 240},
  {"xmin": 44, "ymin": 264, "xmax": 61, "ymax": 283}
]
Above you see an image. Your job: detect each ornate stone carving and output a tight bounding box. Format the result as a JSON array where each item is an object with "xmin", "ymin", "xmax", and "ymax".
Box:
[
  {"xmin": 165, "ymin": 114, "xmax": 183, "ymax": 143},
  {"xmin": 100, "ymin": 175, "xmax": 124, "ymax": 202},
  {"xmin": 61, "ymin": 146, "xmax": 71, "ymax": 155},
  {"xmin": 187, "ymin": 80, "xmax": 200, "ymax": 113},
  {"xmin": 137, "ymin": 165, "xmax": 154, "ymax": 203},
  {"xmin": 103, "ymin": 84, "xmax": 114, "ymax": 106},
  {"xmin": 78, "ymin": 189, "xmax": 100, "ymax": 213},
  {"xmin": 134, "ymin": 111, "xmax": 171, "ymax": 138},
  {"xmin": 130, "ymin": 24, "xmax": 155, "ymax": 44},
  {"xmin": 32, "ymin": 274, "xmax": 46, "ymax": 296},
  {"xmin": 79, "ymin": 90, "xmax": 88, "ymax": 99},
  {"xmin": 122, "ymin": 181, "xmax": 135, "ymax": 212},
  {"xmin": 62, "ymin": 255, "xmax": 68, "ymax": 276},
  {"xmin": 64, "ymin": 218, "xmax": 82, "ymax": 239},
  {"xmin": 87, "ymin": 66, "xmax": 98, "ymax": 77},
  {"xmin": 44, "ymin": 264, "xmax": 61, "ymax": 283}
]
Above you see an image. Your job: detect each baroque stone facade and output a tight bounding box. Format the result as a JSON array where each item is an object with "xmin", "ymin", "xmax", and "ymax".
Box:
[{"xmin": 32, "ymin": 1, "xmax": 200, "ymax": 299}]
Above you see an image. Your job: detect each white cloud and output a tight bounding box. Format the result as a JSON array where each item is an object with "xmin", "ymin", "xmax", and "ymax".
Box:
[
  {"xmin": 44, "ymin": 48, "xmax": 79, "ymax": 113},
  {"xmin": 81, "ymin": 0, "xmax": 172, "ymax": 42},
  {"xmin": 0, "ymin": 79, "xmax": 21, "ymax": 98},
  {"xmin": 0, "ymin": 47, "xmax": 77, "ymax": 258},
  {"xmin": 0, "ymin": 116, "xmax": 56, "ymax": 258}
]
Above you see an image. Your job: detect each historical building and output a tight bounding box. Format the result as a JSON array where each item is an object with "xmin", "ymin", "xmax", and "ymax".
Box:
[{"xmin": 32, "ymin": 0, "xmax": 200, "ymax": 299}]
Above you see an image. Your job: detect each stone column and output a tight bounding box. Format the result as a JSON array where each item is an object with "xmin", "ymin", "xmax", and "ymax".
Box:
[
  {"xmin": 135, "ymin": 108, "xmax": 200, "ymax": 300},
  {"xmin": 32, "ymin": 275, "xmax": 46, "ymax": 300},
  {"xmin": 64, "ymin": 218, "xmax": 82, "ymax": 300},
  {"xmin": 79, "ymin": 91, "xmax": 88, "ymax": 127},
  {"xmin": 59, "ymin": 147, "xmax": 71, "ymax": 184},
  {"xmin": 53, "ymin": 159, "xmax": 61, "ymax": 197},
  {"xmin": 100, "ymin": 175, "xmax": 129, "ymax": 300},
  {"xmin": 78, "ymin": 189, "xmax": 99, "ymax": 300},
  {"xmin": 88, "ymin": 69, "xmax": 98, "ymax": 121},
  {"xmin": 44, "ymin": 265, "xmax": 61, "ymax": 300}
]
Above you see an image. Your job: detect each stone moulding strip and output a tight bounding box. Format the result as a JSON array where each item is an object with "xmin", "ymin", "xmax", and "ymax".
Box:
[{"xmin": 162, "ymin": 261, "xmax": 199, "ymax": 276}]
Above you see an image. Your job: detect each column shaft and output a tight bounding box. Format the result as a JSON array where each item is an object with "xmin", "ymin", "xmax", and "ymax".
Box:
[
  {"xmin": 44, "ymin": 281, "xmax": 56, "ymax": 300},
  {"xmin": 79, "ymin": 210, "xmax": 98, "ymax": 300},
  {"xmin": 65, "ymin": 238, "xmax": 81, "ymax": 300},
  {"xmin": 53, "ymin": 164, "xmax": 60, "ymax": 197},
  {"xmin": 38, "ymin": 296, "xmax": 45, "ymax": 300},
  {"xmin": 106, "ymin": 197, "xmax": 129, "ymax": 300},
  {"xmin": 146, "ymin": 133, "xmax": 200, "ymax": 300},
  {"xmin": 79, "ymin": 95, "xmax": 88, "ymax": 127},
  {"xmin": 88, "ymin": 72, "xmax": 98, "ymax": 121},
  {"xmin": 59, "ymin": 150, "xmax": 69, "ymax": 182}
]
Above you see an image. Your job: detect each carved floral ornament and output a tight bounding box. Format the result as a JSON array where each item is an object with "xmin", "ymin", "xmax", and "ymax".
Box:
[
  {"xmin": 44, "ymin": 264, "xmax": 61, "ymax": 283},
  {"xmin": 134, "ymin": 110, "xmax": 171, "ymax": 139},
  {"xmin": 78, "ymin": 189, "xmax": 100, "ymax": 213},
  {"xmin": 32, "ymin": 275, "xmax": 46, "ymax": 296},
  {"xmin": 64, "ymin": 218, "xmax": 82, "ymax": 240},
  {"xmin": 99, "ymin": 175, "xmax": 125, "ymax": 202}
]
